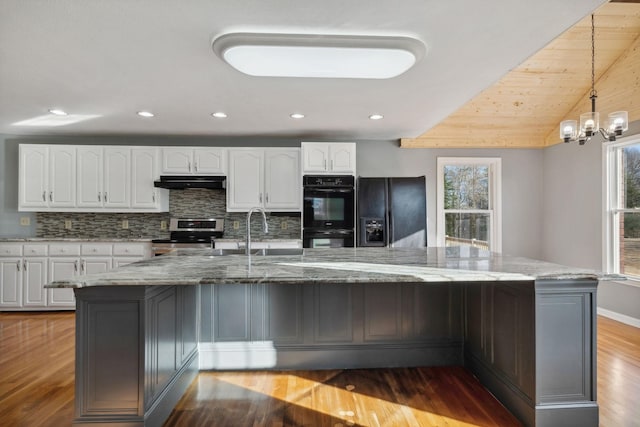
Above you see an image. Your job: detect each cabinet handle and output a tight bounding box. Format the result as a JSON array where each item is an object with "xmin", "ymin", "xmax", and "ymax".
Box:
[
  {"xmin": 49, "ymin": 192, "xmax": 53, "ymax": 202},
  {"xmin": 259, "ymin": 193, "xmax": 263, "ymax": 203},
  {"xmin": 265, "ymin": 193, "xmax": 269, "ymax": 203},
  {"xmin": 104, "ymin": 192, "xmax": 108, "ymax": 202},
  {"xmin": 23, "ymin": 260, "xmax": 27, "ymax": 271},
  {"xmin": 152, "ymin": 192, "xmax": 156, "ymax": 203},
  {"xmin": 74, "ymin": 260, "xmax": 78, "ymax": 273},
  {"xmin": 98, "ymin": 192, "xmax": 101, "ymax": 202},
  {"xmin": 330, "ymin": 159, "xmax": 334, "ymax": 170},
  {"xmin": 81, "ymin": 260, "xmax": 85, "ymax": 273},
  {"xmin": 323, "ymin": 159, "xmax": 327, "ymax": 170},
  {"xmin": 42, "ymin": 191, "xmax": 46, "ymax": 202},
  {"xmin": 16, "ymin": 260, "xmax": 21, "ymax": 271},
  {"xmin": 194, "ymin": 162, "xmax": 198, "ymax": 172},
  {"xmin": 188, "ymin": 161, "xmax": 191, "ymax": 172}
]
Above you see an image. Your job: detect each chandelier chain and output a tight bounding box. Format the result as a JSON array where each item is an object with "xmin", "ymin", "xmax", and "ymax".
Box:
[{"xmin": 590, "ymin": 14, "xmax": 597, "ymax": 99}]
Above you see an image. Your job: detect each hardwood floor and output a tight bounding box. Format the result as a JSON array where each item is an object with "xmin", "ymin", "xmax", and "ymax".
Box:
[{"xmin": 0, "ymin": 312, "xmax": 638, "ymax": 426}]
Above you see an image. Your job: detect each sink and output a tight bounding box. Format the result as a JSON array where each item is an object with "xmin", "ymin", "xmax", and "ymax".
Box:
[{"xmin": 210, "ymin": 248, "xmax": 304, "ymax": 256}]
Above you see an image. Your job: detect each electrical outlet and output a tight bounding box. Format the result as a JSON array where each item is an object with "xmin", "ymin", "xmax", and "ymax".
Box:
[
  {"xmin": 160, "ymin": 220, "xmax": 167, "ymax": 230},
  {"xmin": 64, "ymin": 220, "xmax": 72, "ymax": 230},
  {"xmin": 280, "ymin": 220, "xmax": 288, "ymax": 230},
  {"xmin": 122, "ymin": 220, "xmax": 129, "ymax": 229},
  {"xmin": 233, "ymin": 221, "xmax": 240, "ymax": 230},
  {"xmin": 20, "ymin": 217, "xmax": 31, "ymax": 226}
]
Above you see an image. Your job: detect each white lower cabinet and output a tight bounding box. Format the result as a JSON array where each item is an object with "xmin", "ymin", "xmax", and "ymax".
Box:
[{"xmin": 0, "ymin": 241, "xmax": 151, "ymax": 311}]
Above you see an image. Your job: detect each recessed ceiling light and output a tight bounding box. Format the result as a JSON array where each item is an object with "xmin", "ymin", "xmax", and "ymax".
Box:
[
  {"xmin": 212, "ymin": 112, "xmax": 228, "ymax": 118},
  {"xmin": 212, "ymin": 33, "xmax": 426, "ymax": 79},
  {"xmin": 290, "ymin": 113, "xmax": 305, "ymax": 119},
  {"xmin": 369, "ymin": 114, "xmax": 384, "ymax": 120},
  {"xmin": 137, "ymin": 111, "xmax": 154, "ymax": 118},
  {"xmin": 48, "ymin": 109, "xmax": 67, "ymax": 116}
]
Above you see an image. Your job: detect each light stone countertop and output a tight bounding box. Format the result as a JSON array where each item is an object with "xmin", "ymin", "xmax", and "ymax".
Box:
[
  {"xmin": 0, "ymin": 237, "xmax": 154, "ymax": 242},
  {"xmin": 46, "ymin": 247, "xmax": 620, "ymax": 289}
]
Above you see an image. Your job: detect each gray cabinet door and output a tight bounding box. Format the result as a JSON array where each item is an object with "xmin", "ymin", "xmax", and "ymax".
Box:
[
  {"xmin": 213, "ymin": 284, "xmax": 251, "ymax": 341},
  {"xmin": 263, "ymin": 284, "xmax": 303, "ymax": 344},
  {"xmin": 313, "ymin": 284, "xmax": 353, "ymax": 343}
]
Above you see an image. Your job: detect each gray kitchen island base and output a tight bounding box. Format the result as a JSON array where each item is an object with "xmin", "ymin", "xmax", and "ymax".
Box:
[{"xmin": 71, "ymin": 277, "xmax": 598, "ymax": 427}]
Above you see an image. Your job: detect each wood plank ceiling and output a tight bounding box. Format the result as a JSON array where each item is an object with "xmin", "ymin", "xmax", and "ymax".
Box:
[{"xmin": 401, "ymin": 2, "xmax": 640, "ymax": 149}]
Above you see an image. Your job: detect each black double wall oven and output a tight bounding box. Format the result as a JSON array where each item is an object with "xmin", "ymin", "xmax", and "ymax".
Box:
[{"xmin": 302, "ymin": 175, "xmax": 355, "ymax": 248}]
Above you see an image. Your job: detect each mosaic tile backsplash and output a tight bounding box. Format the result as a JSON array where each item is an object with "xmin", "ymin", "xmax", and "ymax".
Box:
[{"xmin": 36, "ymin": 189, "xmax": 301, "ymax": 240}]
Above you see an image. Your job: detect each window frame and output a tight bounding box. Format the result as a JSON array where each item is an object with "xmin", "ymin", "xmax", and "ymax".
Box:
[
  {"xmin": 436, "ymin": 157, "xmax": 502, "ymax": 252},
  {"xmin": 604, "ymin": 134, "xmax": 640, "ymax": 279}
]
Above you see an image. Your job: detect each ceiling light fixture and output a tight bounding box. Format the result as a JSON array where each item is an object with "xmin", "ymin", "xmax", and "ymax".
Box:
[
  {"xmin": 560, "ymin": 14, "xmax": 628, "ymax": 145},
  {"xmin": 48, "ymin": 109, "xmax": 67, "ymax": 116},
  {"xmin": 290, "ymin": 113, "xmax": 305, "ymax": 119},
  {"xmin": 137, "ymin": 111, "xmax": 155, "ymax": 118},
  {"xmin": 212, "ymin": 112, "xmax": 228, "ymax": 118},
  {"xmin": 212, "ymin": 33, "xmax": 425, "ymax": 79},
  {"xmin": 369, "ymin": 114, "xmax": 384, "ymax": 120}
]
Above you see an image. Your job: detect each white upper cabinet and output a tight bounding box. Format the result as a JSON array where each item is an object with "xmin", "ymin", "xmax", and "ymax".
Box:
[
  {"xmin": 301, "ymin": 142, "xmax": 356, "ymax": 174},
  {"xmin": 227, "ymin": 148, "xmax": 301, "ymax": 212},
  {"xmin": 48, "ymin": 146, "xmax": 76, "ymax": 207},
  {"xmin": 227, "ymin": 149, "xmax": 264, "ymax": 211},
  {"xmin": 131, "ymin": 148, "xmax": 166, "ymax": 209},
  {"xmin": 77, "ymin": 146, "xmax": 104, "ymax": 207},
  {"xmin": 19, "ymin": 144, "xmax": 168, "ymax": 213},
  {"xmin": 19, "ymin": 145, "xmax": 48, "ymax": 209},
  {"xmin": 264, "ymin": 149, "xmax": 301, "ymax": 210},
  {"xmin": 19, "ymin": 145, "xmax": 76, "ymax": 209},
  {"xmin": 103, "ymin": 147, "xmax": 130, "ymax": 208},
  {"xmin": 161, "ymin": 147, "xmax": 226, "ymax": 175}
]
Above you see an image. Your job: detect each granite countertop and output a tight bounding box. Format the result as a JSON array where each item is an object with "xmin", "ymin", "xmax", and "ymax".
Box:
[
  {"xmin": 0, "ymin": 237, "xmax": 154, "ymax": 242},
  {"xmin": 46, "ymin": 247, "xmax": 618, "ymax": 289}
]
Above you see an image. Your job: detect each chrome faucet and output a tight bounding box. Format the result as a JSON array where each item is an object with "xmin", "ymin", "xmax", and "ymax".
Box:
[{"xmin": 246, "ymin": 207, "xmax": 269, "ymax": 255}]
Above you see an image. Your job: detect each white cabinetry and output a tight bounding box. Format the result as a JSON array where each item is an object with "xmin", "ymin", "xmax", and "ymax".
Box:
[
  {"xmin": 0, "ymin": 244, "xmax": 48, "ymax": 309},
  {"xmin": 161, "ymin": 147, "xmax": 226, "ymax": 175},
  {"xmin": 0, "ymin": 241, "xmax": 151, "ymax": 311},
  {"xmin": 19, "ymin": 145, "xmax": 76, "ymax": 209},
  {"xmin": 227, "ymin": 148, "xmax": 301, "ymax": 212},
  {"xmin": 301, "ymin": 142, "xmax": 356, "ymax": 174},
  {"xmin": 20, "ymin": 144, "xmax": 168, "ymax": 213}
]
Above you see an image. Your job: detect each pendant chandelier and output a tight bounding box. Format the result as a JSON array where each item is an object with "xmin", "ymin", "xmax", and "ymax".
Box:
[{"xmin": 560, "ymin": 14, "xmax": 628, "ymax": 145}]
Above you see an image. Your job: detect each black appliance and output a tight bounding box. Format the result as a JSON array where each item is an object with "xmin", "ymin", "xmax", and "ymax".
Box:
[
  {"xmin": 356, "ymin": 176, "xmax": 426, "ymax": 247},
  {"xmin": 151, "ymin": 218, "xmax": 224, "ymax": 255},
  {"xmin": 153, "ymin": 175, "xmax": 226, "ymax": 189},
  {"xmin": 303, "ymin": 175, "xmax": 355, "ymax": 248}
]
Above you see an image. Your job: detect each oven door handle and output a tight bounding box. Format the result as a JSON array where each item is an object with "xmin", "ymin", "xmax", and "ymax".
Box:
[
  {"xmin": 304, "ymin": 188, "xmax": 353, "ymax": 193},
  {"xmin": 310, "ymin": 230, "xmax": 353, "ymax": 235}
]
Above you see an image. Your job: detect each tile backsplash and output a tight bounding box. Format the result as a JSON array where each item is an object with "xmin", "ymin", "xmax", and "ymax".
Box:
[{"xmin": 36, "ymin": 189, "xmax": 301, "ymax": 240}]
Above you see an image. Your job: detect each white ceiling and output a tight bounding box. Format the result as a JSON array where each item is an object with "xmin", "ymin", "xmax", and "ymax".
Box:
[{"xmin": 0, "ymin": 0, "xmax": 606, "ymax": 141}]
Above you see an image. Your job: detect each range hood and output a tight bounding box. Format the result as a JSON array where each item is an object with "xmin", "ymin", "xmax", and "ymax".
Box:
[{"xmin": 153, "ymin": 175, "xmax": 226, "ymax": 189}]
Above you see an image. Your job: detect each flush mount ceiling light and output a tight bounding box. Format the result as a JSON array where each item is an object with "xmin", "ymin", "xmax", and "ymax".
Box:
[
  {"xmin": 211, "ymin": 112, "xmax": 228, "ymax": 118},
  {"xmin": 290, "ymin": 113, "xmax": 305, "ymax": 119},
  {"xmin": 560, "ymin": 14, "xmax": 628, "ymax": 145},
  {"xmin": 212, "ymin": 33, "xmax": 425, "ymax": 79},
  {"xmin": 48, "ymin": 108, "xmax": 68, "ymax": 116},
  {"xmin": 137, "ymin": 111, "xmax": 155, "ymax": 118},
  {"xmin": 369, "ymin": 114, "xmax": 384, "ymax": 120}
]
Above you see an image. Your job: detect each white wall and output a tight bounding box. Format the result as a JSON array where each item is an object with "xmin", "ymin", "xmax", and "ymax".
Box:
[{"xmin": 0, "ymin": 135, "xmax": 36, "ymax": 237}]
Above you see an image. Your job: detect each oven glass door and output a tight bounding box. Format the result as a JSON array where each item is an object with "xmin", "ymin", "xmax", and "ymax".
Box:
[
  {"xmin": 303, "ymin": 230, "xmax": 354, "ymax": 248},
  {"xmin": 303, "ymin": 188, "xmax": 354, "ymax": 229}
]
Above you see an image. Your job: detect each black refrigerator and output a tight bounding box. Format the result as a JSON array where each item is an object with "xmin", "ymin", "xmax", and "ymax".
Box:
[{"xmin": 356, "ymin": 176, "xmax": 427, "ymax": 247}]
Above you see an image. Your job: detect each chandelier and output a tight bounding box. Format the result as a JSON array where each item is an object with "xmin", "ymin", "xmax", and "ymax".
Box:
[{"xmin": 560, "ymin": 14, "xmax": 628, "ymax": 145}]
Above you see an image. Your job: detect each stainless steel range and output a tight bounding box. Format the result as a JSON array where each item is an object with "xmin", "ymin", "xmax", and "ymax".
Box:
[{"xmin": 151, "ymin": 218, "xmax": 224, "ymax": 255}]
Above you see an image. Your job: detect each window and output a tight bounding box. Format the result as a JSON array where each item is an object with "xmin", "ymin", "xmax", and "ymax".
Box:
[
  {"xmin": 436, "ymin": 157, "xmax": 502, "ymax": 252},
  {"xmin": 605, "ymin": 136, "xmax": 640, "ymax": 279}
]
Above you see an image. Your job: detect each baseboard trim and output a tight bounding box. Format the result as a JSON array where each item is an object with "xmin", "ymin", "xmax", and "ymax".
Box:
[{"xmin": 597, "ymin": 308, "xmax": 640, "ymax": 328}]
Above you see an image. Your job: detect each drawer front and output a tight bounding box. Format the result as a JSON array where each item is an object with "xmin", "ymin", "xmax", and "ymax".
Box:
[
  {"xmin": 23, "ymin": 244, "xmax": 48, "ymax": 256},
  {"xmin": 81, "ymin": 243, "xmax": 113, "ymax": 256},
  {"xmin": 49, "ymin": 244, "xmax": 81, "ymax": 257},
  {"xmin": 0, "ymin": 244, "xmax": 22, "ymax": 257},
  {"xmin": 113, "ymin": 243, "xmax": 147, "ymax": 257}
]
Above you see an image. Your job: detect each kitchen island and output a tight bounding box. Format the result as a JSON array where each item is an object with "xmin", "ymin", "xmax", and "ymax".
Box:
[{"xmin": 48, "ymin": 247, "xmax": 608, "ymax": 427}]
